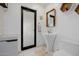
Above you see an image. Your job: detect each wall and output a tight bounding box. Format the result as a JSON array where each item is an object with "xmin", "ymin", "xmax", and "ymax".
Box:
[
  {"xmin": 45, "ymin": 3, "xmax": 79, "ymax": 50},
  {"xmin": 0, "ymin": 6, "xmax": 5, "ymax": 35},
  {"xmin": 2, "ymin": 3, "xmax": 45, "ymax": 52}
]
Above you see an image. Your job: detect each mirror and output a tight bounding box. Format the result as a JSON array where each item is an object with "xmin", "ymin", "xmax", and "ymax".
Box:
[
  {"xmin": 21, "ymin": 6, "xmax": 36, "ymax": 50},
  {"xmin": 46, "ymin": 9, "xmax": 56, "ymax": 27}
]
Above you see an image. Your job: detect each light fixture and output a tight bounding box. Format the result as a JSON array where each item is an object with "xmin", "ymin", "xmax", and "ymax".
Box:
[{"xmin": 60, "ymin": 3, "xmax": 72, "ymax": 12}]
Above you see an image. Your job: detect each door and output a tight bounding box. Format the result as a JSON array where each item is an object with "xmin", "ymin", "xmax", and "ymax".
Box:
[{"xmin": 21, "ymin": 6, "xmax": 36, "ymax": 50}]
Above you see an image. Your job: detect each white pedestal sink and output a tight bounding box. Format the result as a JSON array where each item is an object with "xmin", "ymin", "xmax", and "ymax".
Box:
[{"xmin": 43, "ymin": 33, "xmax": 57, "ymax": 54}]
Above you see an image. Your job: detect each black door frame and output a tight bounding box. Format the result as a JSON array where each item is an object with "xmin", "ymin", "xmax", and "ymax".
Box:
[{"xmin": 21, "ymin": 6, "xmax": 36, "ymax": 50}]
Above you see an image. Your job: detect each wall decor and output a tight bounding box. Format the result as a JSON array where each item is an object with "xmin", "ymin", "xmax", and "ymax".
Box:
[
  {"xmin": 38, "ymin": 22, "xmax": 41, "ymax": 32},
  {"xmin": 75, "ymin": 5, "xmax": 79, "ymax": 14},
  {"xmin": 46, "ymin": 9, "xmax": 56, "ymax": 27},
  {"xmin": 40, "ymin": 16, "xmax": 43, "ymax": 20},
  {"xmin": 0, "ymin": 3, "xmax": 8, "ymax": 8},
  {"xmin": 60, "ymin": 3, "xmax": 72, "ymax": 12}
]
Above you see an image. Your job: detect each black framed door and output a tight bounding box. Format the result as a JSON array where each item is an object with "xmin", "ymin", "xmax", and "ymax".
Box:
[{"xmin": 21, "ymin": 6, "xmax": 36, "ymax": 50}]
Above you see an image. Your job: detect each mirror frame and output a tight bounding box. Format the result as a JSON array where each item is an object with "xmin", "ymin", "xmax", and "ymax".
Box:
[
  {"xmin": 75, "ymin": 5, "xmax": 79, "ymax": 14},
  {"xmin": 21, "ymin": 6, "xmax": 37, "ymax": 50},
  {"xmin": 46, "ymin": 9, "xmax": 56, "ymax": 27}
]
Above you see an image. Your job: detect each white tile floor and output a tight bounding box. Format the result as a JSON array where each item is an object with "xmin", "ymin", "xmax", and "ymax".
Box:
[
  {"xmin": 18, "ymin": 46, "xmax": 71, "ymax": 56},
  {"xmin": 18, "ymin": 47, "xmax": 38, "ymax": 56},
  {"xmin": 18, "ymin": 46, "xmax": 53, "ymax": 56}
]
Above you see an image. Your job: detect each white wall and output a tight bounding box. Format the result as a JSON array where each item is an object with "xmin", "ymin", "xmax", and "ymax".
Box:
[
  {"xmin": 2, "ymin": 3, "xmax": 45, "ymax": 52},
  {"xmin": 0, "ymin": 6, "xmax": 5, "ymax": 35},
  {"xmin": 45, "ymin": 3, "xmax": 79, "ymax": 50}
]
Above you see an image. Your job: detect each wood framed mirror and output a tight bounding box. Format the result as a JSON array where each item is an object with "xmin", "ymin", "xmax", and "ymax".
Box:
[
  {"xmin": 46, "ymin": 9, "xmax": 56, "ymax": 27},
  {"xmin": 21, "ymin": 6, "xmax": 36, "ymax": 50}
]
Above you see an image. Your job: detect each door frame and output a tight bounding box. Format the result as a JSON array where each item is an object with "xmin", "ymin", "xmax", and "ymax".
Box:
[{"xmin": 21, "ymin": 6, "xmax": 37, "ymax": 50}]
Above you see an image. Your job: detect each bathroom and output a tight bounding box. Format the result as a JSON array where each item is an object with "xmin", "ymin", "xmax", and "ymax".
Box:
[{"xmin": 0, "ymin": 3, "xmax": 79, "ymax": 56}]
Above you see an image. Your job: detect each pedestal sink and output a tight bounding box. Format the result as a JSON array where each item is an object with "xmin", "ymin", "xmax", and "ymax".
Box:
[{"xmin": 44, "ymin": 33, "xmax": 57, "ymax": 54}]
